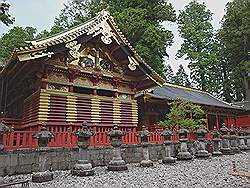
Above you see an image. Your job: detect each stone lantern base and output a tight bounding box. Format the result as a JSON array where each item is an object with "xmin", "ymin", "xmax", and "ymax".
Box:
[
  {"xmin": 195, "ymin": 150, "xmax": 211, "ymax": 158},
  {"xmin": 231, "ymin": 146, "xmax": 241, "ymax": 153},
  {"xmin": 140, "ymin": 160, "xmax": 153, "ymax": 167},
  {"xmin": 177, "ymin": 151, "xmax": 193, "ymax": 160},
  {"xmin": 107, "ymin": 159, "xmax": 128, "ymax": 171},
  {"xmin": 220, "ymin": 148, "xmax": 234, "ymax": 155},
  {"xmin": 32, "ymin": 171, "xmax": 53, "ymax": 183},
  {"xmin": 212, "ymin": 151, "xmax": 223, "ymax": 156},
  {"xmin": 162, "ymin": 156, "xmax": 176, "ymax": 164},
  {"xmin": 71, "ymin": 160, "xmax": 94, "ymax": 176}
]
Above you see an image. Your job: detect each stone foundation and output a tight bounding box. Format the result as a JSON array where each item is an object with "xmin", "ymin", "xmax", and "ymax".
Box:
[{"xmin": 0, "ymin": 144, "xmax": 166, "ymax": 176}]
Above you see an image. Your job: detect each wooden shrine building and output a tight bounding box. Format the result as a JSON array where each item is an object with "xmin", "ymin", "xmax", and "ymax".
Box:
[
  {"xmin": 0, "ymin": 10, "xmax": 164, "ymax": 131},
  {"xmin": 136, "ymin": 83, "xmax": 244, "ymax": 130}
]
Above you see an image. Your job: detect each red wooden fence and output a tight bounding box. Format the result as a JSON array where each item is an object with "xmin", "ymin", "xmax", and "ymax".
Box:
[{"xmin": 2, "ymin": 126, "xmax": 205, "ymax": 151}]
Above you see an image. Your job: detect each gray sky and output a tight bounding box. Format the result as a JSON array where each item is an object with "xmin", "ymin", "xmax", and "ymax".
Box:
[{"xmin": 0, "ymin": 0, "xmax": 231, "ymax": 73}]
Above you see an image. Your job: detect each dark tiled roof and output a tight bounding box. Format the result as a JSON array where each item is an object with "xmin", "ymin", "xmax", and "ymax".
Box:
[
  {"xmin": 138, "ymin": 83, "xmax": 242, "ymax": 110},
  {"xmin": 232, "ymin": 101, "xmax": 250, "ymax": 111}
]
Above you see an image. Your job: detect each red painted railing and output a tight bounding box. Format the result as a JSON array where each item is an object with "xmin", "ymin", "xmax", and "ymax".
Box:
[{"xmin": 1, "ymin": 128, "xmax": 213, "ymax": 151}]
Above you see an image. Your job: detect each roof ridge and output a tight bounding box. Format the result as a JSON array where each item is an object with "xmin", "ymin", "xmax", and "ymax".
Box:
[
  {"xmin": 163, "ymin": 82, "xmax": 209, "ymax": 94},
  {"xmin": 18, "ymin": 10, "xmax": 111, "ymax": 51}
]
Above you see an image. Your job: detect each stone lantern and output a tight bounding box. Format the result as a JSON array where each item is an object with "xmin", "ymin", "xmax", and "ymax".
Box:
[
  {"xmin": 219, "ymin": 124, "xmax": 233, "ymax": 155},
  {"xmin": 71, "ymin": 121, "xmax": 95, "ymax": 176},
  {"xmin": 32, "ymin": 126, "xmax": 54, "ymax": 183},
  {"xmin": 194, "ymin": 127, "xmax": 211, "ymax": 158},
  {"xmin": 238, "ymin": 128, "xmax": 247, "ymax": 150},
  {"xmin": 137, "ymin": 126, "xmax": 153, "ymax": 167},
  {"xmin": 161, "ymin": 128, "xmax": 176, "ymax": 163},
  {"xmin": 32, "ymin": 127, "xmax": 54, "ymax": 147},
  {"xmin": 229, "ymin": 125, "xmax": 240, "ymax": 153},
  {"xmin": 211, "ymin": 127, "xmax": 222, "ymax": 156},
  {"xmin": 246, "ymin": 128, "xmax": 250, "ymax": 150},
  {"xmin": 176, "ymin": 128, "xmax": 192, "ymax": 160},
  {"xmin": 0, "ymin": 120, "xmax": 13, "ymax": 151},
  {"xmin": 106, "ymin": 124, "xmax": 128, "ymax": 171}
]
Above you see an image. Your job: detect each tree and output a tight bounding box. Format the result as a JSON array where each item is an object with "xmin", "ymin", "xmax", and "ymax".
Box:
[
  {"xmin": 177, "ymin": 1, "xmax": 219, "ymax": 93},
  {"xmin": 159, "ymin": 100, "xmax": 205, "ymax": 129},
  {"xmin": 164, "ymin": 64, "xmax": 174, "ymax": 82},
  {"xmin": 0, "ymin": 1, "xmax": 14, "ymax": 26},
  {"xmin": 172, "ymin": 65, "xmax": 191, "ymax": 87},
  {"xmin": 53, "ymin": 0, "xmax": 177, "ymax": 77},
  {"xmin": 218, "ymin": 0, "xmax": 250, "ymax": 101},
  {"xmin": 0, "ymin": 26, "xmax": 36, "ymax": 63}
]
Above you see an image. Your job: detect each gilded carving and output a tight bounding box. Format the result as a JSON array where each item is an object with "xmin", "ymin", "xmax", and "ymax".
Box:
[
  {"xmin": 48, "ymin": 83, "xmax": 68, "ymax": 92},
  {"xmin": 128, "ymin": 56, "xmax": 138, "ymax": 71},
  {"xmin": 48, "ymin": 72, "xmax": 69, "ymax": 84},
  {"xmin": 74, "ymin": 77, "xmax": 93, "ymax": 87}
]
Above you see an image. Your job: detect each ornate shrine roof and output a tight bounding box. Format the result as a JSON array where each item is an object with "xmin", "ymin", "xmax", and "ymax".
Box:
[
  {"xmin": 3, "ymin": 10, "xmax": 165, "ymax": 86},
  {"xmin": 136, "ymin": 83, "xmax": 243, "ymax": 110}
]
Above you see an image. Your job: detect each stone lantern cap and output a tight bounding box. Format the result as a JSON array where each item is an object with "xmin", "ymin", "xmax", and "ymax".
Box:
[
  {"xmin": 195, "ymin": 127, "xmax": 207, "ymax": 134},
  {"xmin": 220, "ymin": 124, "xmax": 229, "ymax": 135},
  {"xmin": 161, "ymin": 128, "xmax": 174, "ymax": 137},
  {"xmin": 212, "ymin": 128, "xmax": 221, "ymax": 139},
  {"xmin": 137, "ymin": 126, "xmax": 151, "ymax": 145},
  {"xmin": 238, "ymin": 128, "xmax": 245, "ymax": 136},
  {"xmin": 32, "ymin": 127, "xmax": 54, "ymax": 140},
  {"xmin": 178, "ymin": 128, "xmax": 189, "ymax": 134},
  {"xmin": 229, "ymin": 125, "xmax": 238, "ymax": 135},
  {"xmin": 73, "ymin": 121, "xmax": 95, "ymax": 138},
  {"xmin": 0, "ymin": 120, "xmax": 13, "ymax": 134},
  {"xmin": 106, "ymin": 124, "xmax": 127, "ymax": 137},
  {"xmin": 137, "ymin": 126, "xmax": 150, "ymax": 138}
]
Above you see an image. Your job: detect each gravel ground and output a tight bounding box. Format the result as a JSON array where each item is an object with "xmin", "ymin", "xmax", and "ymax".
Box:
[{"xmin": 3, "ymin": 152, "xmax": 249, "ymax": 188}]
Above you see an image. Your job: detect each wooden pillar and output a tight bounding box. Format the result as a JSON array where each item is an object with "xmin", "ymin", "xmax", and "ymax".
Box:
[
  {"xmin": 66, "ymin": 95, "xmax": 77, "ymax": 123},
  {"xmin": 234, "ymin": 114, "xmax": 237, "ymax": 128},
  {"xmin": 216, "ymin": 112, "xmax": 219, "ymax": 130},
  {"xmin": 91, "ymin": 98, "xmax": 100, "ymax": 123},
  {"xmin": 131, "ymin": 101, "xmax": 138, "ymax": 126},
  {"xmin": 38, "ymin": 92, "xmax": 49, "ymax": 124},
  {"xmin": 205, "ymin": 113, "xmax": 208, "ymax": 129},
  {"xmin": 113, "ymin": 99, "xmax": 121, "ymax": 124}
]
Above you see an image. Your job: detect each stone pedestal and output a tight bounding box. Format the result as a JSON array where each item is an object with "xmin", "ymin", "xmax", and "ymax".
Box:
[
  {"xmin": 107, "ymin": 147, "xmax": 128, "ymax": 171},
  {"xmin": 161, "ymin": 128, "xmax": 176, "ymax": 164},
  {"xmin": 177, "ymin": 129, "xmax": 192, "ymax": 160},
  {"xmin": 163, "ymin": 141, "xmax": 176, "ymax": 163},
  {"xmin": 71, "ymin": 160, "xmax": 94, "ymax": 176},
  {"xmin": 140, "ymin": 144, "xmax": 153, "ymax": 167},
  {"xmin": 212, "ymin": 138, "xmax": 223, "ymax": 156},
  {"xmin": 71, "ymin": 122, "xmax": 95, "ymax": 176},
  {"xmin": 194, "ymin": 140, "xmax": 211, "ymax": 158},
  {"xmin": 32, "ymin": 171, "xmax": 53, "ymax": 183},
  {"xmin": 229, "ymin": 125, "xmax": 240, "ymax": 153},
  {"xmin": 137, "ymin": 127, "xmax": 153, "ymax": 167},
  {"xmin": 32, "ymin": 127, "xmax": 54, "ymax": 183},
  {"xmin": 238, "ymin": 128, "xmax": 247, "ymax": 150},
  {"xmin": 107, "ymin": 125, "xmax": 128, "ymax": 171},
  {"xmin": 230, "ymin": 135, "xmax": 241, "ymax": 153},
  {"xmin": 246, "ymin": 129, "xmax": 250, "ymax": 150},
  {"xmin": 194, "ymin": 127, "xmax": 211, "ymax": 158},
  {"xmin": 220, "ymin": 125, "xmax": 234, "ymax": 155}
]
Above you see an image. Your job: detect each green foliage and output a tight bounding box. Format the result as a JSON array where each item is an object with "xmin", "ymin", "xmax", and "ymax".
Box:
[
  {"xmin": 217, "ymin": 0, "xmax": 250, "ymax": 101},
  {"xmin": 0, "ymin": 26, "xmax": 36, "ymax": 63},
  {"xmin": 159, "ymin": 100, "xmax": 205, "ymax": 129},
  {"xmin": 164, "ymin": 64, "xmax": 174, "ymax": 82},
  {"xmin": 0, "ymin": 1, "xmax": 14, "ymax": 26},
  {"xmin": 53, "ymin": 0, "xmax": 177, "ymax": 77},
  {"xmin": 172, "ymin": 65, "xmax": 191, "ymax": 87},
  {"xmin": 177, "ymin": 1, "xmax": 220, "ymax": 93}
]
